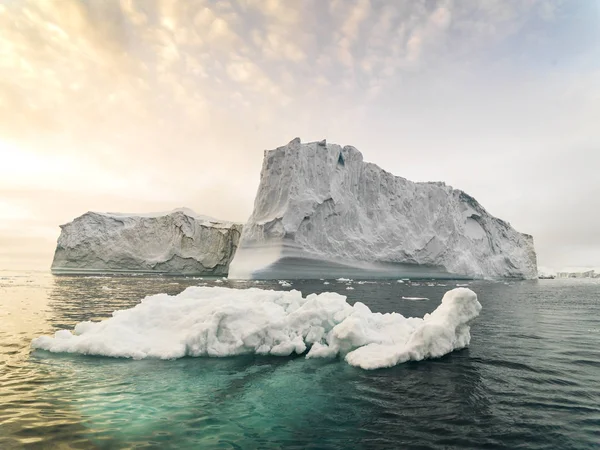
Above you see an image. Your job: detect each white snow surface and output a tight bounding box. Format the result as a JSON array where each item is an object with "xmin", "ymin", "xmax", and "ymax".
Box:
[
  {"xmin": 229, "ymin": 138, "xmax": 537, "ymax": 279},
  {"xmin": 31, "ymin": 286, "xmax": 481, "ymax": 370},
  {"xmin": 51, "ymin": 209, "xmax": 243, "ymax": 275},
  {"xmin": 97, "ymin": 207, "xmax": 225, "ymax": 223}
]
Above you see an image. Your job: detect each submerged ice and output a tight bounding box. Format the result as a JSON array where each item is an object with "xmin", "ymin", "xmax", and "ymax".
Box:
[{"xmin": 31, "ymin": 286, "xmax": 481, "ymax": 369}]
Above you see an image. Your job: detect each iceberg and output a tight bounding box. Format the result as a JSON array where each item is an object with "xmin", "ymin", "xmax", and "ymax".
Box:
[
  {"xmin": 229, "ymin": 138, "xmax": 537, "ymax": 279},
  {"xmin": 31, "ymin": 286, "xmax": 481, "ymax": 370},
  {"xmin": 51, "ymin": 208, "xmax": 242, "ymax": 276}
]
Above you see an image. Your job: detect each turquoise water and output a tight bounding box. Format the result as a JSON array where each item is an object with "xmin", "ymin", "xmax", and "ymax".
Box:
[{"xmin": 1, "ymin": 272, "xmax": 600, "ymax": 448}]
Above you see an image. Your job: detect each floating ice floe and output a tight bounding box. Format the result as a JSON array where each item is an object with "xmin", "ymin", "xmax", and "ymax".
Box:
[
  {"xmin": 402, "ymin": 296, "xmax": 429, "ymax": 301},
  {"xmin": 31, "ymin": 286, "xmax": 481, "ymax": 370},
  {"xmin": 278, "ymin": 280, "xmax": 292, "ymax": 287}
]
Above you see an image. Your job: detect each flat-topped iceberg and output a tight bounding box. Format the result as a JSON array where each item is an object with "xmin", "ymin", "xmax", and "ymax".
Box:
[
  {"xmin": 51, "ymin": 208, "xmax": 242, "ymax": 276},
  {"xmin": 31, "ymin": 286, "xmax": 481, "ymax": 370},
  {"xmin": 229, "ymin": 138, "xmax": 537, "ymax": 279}
]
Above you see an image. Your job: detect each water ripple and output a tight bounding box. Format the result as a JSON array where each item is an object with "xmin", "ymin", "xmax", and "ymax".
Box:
[{"xmin": 1, "ymin": 273, "xmax": 600, "ymax": 448}]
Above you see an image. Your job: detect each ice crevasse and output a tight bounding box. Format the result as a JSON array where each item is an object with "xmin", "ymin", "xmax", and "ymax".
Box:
[{"xmin": 31, "ymin": 286, "xmax": 482, "ymax": 370}]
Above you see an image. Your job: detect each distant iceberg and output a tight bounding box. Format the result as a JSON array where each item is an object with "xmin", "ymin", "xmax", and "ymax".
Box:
[
  {"xmin": 51, "ymin": 208, "xmax": 242, "ymax": 276},
  {"xmin": 31, "ymin": 286, "xmax": 481, "ymax": 370},
  {"xmin": 229, "ymin": 138, "xmax": 537, "ymax": 279}
]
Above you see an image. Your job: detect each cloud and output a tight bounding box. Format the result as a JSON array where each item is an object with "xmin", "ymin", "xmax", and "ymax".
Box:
[
  {"xmin": 340, "ymin": 0, "xmax": 371, "ymax": 39},
  {"xmin": 0, "ymin": 0, "xmax": 597, "ymax": 269},
  {"xmin": 430, "ymin": 6, "xmax": 452, "ymax": 29}
]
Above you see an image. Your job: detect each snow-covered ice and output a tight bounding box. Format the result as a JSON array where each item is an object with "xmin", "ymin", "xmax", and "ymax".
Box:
[
  {"xmin": 31, "ymin": 286, "xmax": 481, "ymax": 370},
  {"xmin": 402, "ymin": 297, "xmax": 429, "ymax": 301},
  {"xmin": 229, "ymin": 138, "xmax": 537, "ymax": 280}
]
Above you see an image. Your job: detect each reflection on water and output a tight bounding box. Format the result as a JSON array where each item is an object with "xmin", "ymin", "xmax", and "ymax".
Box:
[{"xmin": 1, "ymin": 272, "xmax": 600, "ymax": 448}]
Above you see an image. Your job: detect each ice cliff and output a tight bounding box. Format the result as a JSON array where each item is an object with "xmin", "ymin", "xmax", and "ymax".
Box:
[
  {"xmin": 229, "ymin": 138, "xmax": 537, "ymax": 279},
  {"xmin": 51, "ymin": 208, "xmax": 242, "ymax": 276}
]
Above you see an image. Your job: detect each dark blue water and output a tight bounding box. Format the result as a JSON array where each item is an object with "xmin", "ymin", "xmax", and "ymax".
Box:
[{"xmin": 1, "ymin": 272, "xmax": 599, "ymax": 449}]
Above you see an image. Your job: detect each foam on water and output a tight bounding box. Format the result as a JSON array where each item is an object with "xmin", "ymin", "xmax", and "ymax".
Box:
[{"xmin": 31, "ymin": 286, "xmax": 481, "ymax": 369}]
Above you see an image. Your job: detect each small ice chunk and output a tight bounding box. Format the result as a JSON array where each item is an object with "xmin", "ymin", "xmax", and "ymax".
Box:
[{"xmin": 31, "ymin": 287, "xmax": 481, "ymax": 370}]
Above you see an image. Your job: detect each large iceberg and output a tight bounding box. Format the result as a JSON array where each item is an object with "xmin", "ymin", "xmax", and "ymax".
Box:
[
  {"xmin": 31, "ymin": 286, "xmax": 481, "ymax": 370},
  {"xmin": 51, "ymin": 208, "xmax": 242, "ymax": 276},
  {"xmin": 229, "ymin": 138, "xmax": 537, "ymax": 279}
]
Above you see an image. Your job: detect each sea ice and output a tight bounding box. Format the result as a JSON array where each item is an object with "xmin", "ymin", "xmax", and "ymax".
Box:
[{"xmin": 31, "ymin": 286, "xmax": 481, "ymax": 370}]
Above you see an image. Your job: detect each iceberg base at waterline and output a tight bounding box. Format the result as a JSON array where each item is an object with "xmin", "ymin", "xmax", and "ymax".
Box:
[{"xmin": 31, "ymin": 286, "xmax": 482, "ymax": 370}]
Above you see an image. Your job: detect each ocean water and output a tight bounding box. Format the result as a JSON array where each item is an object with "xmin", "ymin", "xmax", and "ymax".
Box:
[{"xmin": 1, "ymin": 272, "xmax": 599, "ymax": 449}]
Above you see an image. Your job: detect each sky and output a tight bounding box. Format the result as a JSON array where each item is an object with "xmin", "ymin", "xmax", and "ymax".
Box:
[{"xmin": 0, "ymin": 0, "xmax": 599, "ymax": 272}]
